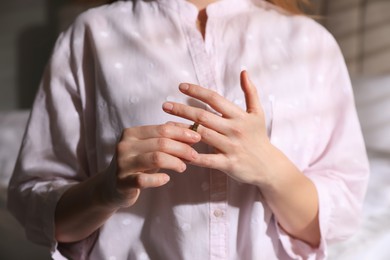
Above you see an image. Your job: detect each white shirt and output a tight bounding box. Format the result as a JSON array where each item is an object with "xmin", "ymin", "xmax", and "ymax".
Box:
[{"xmin": 8, "ymin": 0, "xmax": 369, "ymax": 259}]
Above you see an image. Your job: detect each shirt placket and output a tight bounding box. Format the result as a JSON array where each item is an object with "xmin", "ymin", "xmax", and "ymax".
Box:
[
  {"xmin": 209, "ymin": 171, "xmax": 228, "ymax": 259},
  {"xmin": 179, "ymin": 8, "xmax": 228, "ymax": 260}
]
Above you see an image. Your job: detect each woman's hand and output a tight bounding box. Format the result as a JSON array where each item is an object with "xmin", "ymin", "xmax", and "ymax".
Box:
[
  {"xmin": 162, "ymin": 71, "xmax": 321, "ymax": 247},
  {"xmin": 56, "ymin": 124, "xmax": 200, "ymax": 243},
  {"xmin": 162, "ymin": 71, "xmax": 280, "ymax": 188},
  {"xmin": 103, "ymin": 123, "xmax": 201, "ymax": 208}
]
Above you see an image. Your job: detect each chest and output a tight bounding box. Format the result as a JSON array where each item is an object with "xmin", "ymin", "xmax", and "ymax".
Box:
[{"xmin": 89, "ymin": 14, "xmax": 320, "ymax": 171}]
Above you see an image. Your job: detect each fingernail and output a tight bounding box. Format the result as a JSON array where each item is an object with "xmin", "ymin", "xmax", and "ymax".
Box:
[
  {"xmin": 162, "ymin": 102, "xmax": 173, "ymax": 111},
  {"xmin": 192, "ymin": 132, "xmax": 200, "ymax": 140},
  {"xmin": 192, "ymin": 149, "xmax": 198, "ymax": 159},
  {"xmin": 163, "ymin": 175, "xmax": 170, "ymax": 183},
  {"xmin": 186, "ymin": 131, "xmax": 200, "ymax": 140},
  {"xmin": 245, "ymin": 71, "xmax": 253, "ymax": 84},
  {"xmin": 179, "ymin": 83, "xmax": 190, "ymax": 91}
]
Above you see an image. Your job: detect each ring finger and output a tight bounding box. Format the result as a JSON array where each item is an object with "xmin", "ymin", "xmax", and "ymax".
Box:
[
  {"xmin": 125, "ymin": 138, "xmax": 199, "ymax": 161},
  {"xmin": 122, "ymin": 124, "xmax": 201, "ymax": 144},
  {"xmin": 166, "ymin": 122, "xmax": 231, "ymax": 153},
  {"xmin": 162, "ymin": 102, "xmax": 228, "ymax": 134}
]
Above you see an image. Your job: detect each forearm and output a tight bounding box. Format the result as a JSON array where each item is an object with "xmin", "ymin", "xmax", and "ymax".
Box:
[
  {"xmin": 54, "ymin": 172, "xmax": 121, "ymax": 243},
  {"xmin": 261, "ymin": 149, "xmax": 320, "ymax": 248},
  {"xmin": 55, "ymin": 123, "xmax": 198, "ymax": 243}
]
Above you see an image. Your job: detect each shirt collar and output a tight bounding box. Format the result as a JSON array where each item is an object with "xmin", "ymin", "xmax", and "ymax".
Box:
[{"xmin": 156, "ymin": 0, "xmax": 263, "ymax": 19}]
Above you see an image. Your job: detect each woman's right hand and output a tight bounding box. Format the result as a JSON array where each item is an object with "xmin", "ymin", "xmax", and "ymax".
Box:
[{"xmin": 103, "ymin": 123, "xmax": 201, "ymax": 209}]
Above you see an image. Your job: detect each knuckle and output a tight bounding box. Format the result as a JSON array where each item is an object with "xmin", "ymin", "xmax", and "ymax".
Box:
[
  {"xmin": 122, "ymin": 128, "xmax": 133, "ymax": 138},
  {"xmin": 231, "ymin": 127, "xmax": 244, "ymax": 138},
  {"xmin": 156, "ymin": 138, "xmax": 169, "ymax": 151},
  {"xmin": 116, "ymin": 141, "xmax": 128, "ymax": 155},
  {"xmin": 197, "ymin": 111, "xmax": 209, "ymax": 125},
  {"xmin": 202, "ymin": 156, "xmax": 213, "ymax": 168},
  {"xmin": 208, "ymin": 92, "xmax": 220, "ymax": 103},
  {"xmin": 201, "ymin": 128, "xmax": 212, "ymax": 140},
  {"xmin": 157, "ymin": 124, "xmax": 170, "ymax": 137},
  {"xmin": 150, "ymin": 152, "xmax": 163, "ymax": 167}
]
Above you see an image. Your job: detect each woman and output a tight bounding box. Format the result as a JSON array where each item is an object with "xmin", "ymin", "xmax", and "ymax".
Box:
[{"xmin": 8, "ymin": 0, "xmax": 369, "ymax": 259}]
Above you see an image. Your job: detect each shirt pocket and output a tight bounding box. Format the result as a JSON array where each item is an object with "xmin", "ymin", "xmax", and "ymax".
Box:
[{"xmin": 269, "ymin": 101, "xmax": 319, "ymax": 171}]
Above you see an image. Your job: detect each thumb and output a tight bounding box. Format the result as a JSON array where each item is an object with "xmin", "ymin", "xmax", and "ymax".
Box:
[{"xmin": 240, "ymin": 70, "xmax": 262, "ymax": 114}]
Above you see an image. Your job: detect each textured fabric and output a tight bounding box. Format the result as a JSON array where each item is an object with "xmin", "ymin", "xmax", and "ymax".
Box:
[{"xmin": 7, "ymin": 0, "xmax": 369, "ymax": 259}]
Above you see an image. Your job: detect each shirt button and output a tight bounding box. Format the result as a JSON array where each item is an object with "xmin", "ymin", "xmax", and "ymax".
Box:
[{"xmin": 213, "ymin": 209, "xmax": 224, "ymax": 218}]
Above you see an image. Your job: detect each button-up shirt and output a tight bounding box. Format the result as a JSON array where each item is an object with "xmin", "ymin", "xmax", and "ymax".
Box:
[{"xmin": 8, "ymin": 0, "xmax": 369, "ymax": 259}]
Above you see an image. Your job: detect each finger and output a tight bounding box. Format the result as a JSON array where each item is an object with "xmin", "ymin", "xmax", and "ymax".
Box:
[
  {"xmin": 122, "ymin": 124, "xmax": 201, "ymax": 143},
  {"xmin": 165, "ymin": 121, "xmax": 198, "ymax": 144},
  {"xmin": 240, "ymin": 70, "xmax": 262, "ymax": 114},
  {"xmin": 178, "ymin": 83, "xmax": 244, "ymax": 118},
  {"xmin": 120, "ymin": 173, "xmax": 171, "ymax": 189},
  {"xmin": 162, "ymin": 102, "xmax": 229, "ymax": 134},
  {"xmin": 126, "ymin": 152, "xmax": 187, "ymax": 173},
  {"xmin": 165, "ymin": 121, "xmax": 191, "ymax": 128},
  {"xmin": 190, "ymin": 153, "xmax": 228, "ymax": 172},
  {"xmin": 165, "ymin": 122, "xmax": 232, "ymax": 153},
  {"xmin": 120, "ymin": 138, "xmax": 198, "ymax": 161},
  {"xmin": 165, "ymin": 121, "xmax": 200, "ymax": 136}
]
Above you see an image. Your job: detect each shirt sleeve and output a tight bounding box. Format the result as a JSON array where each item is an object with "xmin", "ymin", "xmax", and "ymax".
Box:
[
  {"xmin": 7, "ymin": 15, "xmax": 94, "ymax": 258},
  {"xmin": 274, "ymin": 21, "xmax": 370, "ymax": 259}
]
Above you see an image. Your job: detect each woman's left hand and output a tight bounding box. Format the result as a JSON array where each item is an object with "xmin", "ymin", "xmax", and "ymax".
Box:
[{"xmin": 162, "ymin": 71, "xmax": 281, "ymax": 187}]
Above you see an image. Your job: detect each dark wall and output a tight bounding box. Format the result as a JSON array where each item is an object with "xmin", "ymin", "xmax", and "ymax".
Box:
[{"xmin": 0, "ymin": 0, "xmax": 105, "ymax": 110}]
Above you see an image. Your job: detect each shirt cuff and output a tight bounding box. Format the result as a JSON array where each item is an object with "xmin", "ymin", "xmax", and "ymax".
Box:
[
  {"xmin": 22, "ymin": 181, "xmax": 76, "ymax": 255},
  {"xmin": 276, "ymin": 222, "xmax": 326, "ymax": 260},
  {"xmin": 274, "ymin": 176, "xmax": 332, "ymax": 260}
]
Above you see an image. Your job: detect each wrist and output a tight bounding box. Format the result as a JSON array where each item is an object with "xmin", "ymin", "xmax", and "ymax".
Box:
[
  {"xmin": 92, "ymin": 170, "xmax": 123, "ymax": 211},
  {"xmin": 257, "ymin": 145, "xmax": 301, "ymax": 199},
  {"xmin": 97, "ymin": 166, "xmax": 141, "ymax": 210}
]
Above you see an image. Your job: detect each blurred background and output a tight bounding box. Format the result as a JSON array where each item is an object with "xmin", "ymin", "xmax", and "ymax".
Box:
[{"xmin": 0, "ymin": 0, "xmax": 389, "ymax": 259}]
